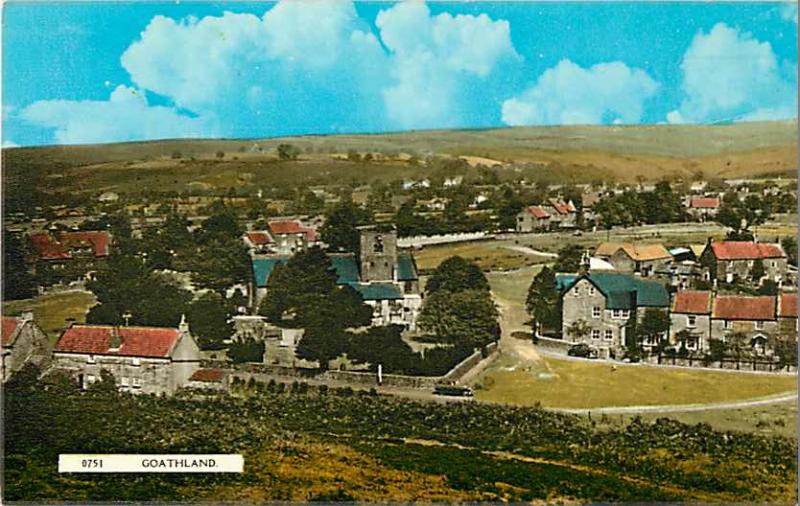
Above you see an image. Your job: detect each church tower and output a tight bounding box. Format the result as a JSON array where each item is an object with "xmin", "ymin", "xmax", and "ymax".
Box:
[{"xmin": 359, "ymin": 225, "xmax": 397, "ymax": 282}]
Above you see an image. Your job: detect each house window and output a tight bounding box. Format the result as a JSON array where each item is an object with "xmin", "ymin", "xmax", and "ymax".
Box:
[
  {"xmin": 131, "ymin": 357, "xmax": 140, "ymax": 367},
  {"xmin": 592, "ymin": 306, "xmax": 601, "ymax": 318},
  {"xmin": 755, "ymin": 320, "xmax": 764, "ymax": 330},
  {"xmin": 604, "ymin": 330, "xmax": 613, "ymax": 341},
  {"xmin": 86, "ymin": 374, "xmax": 96, "ymax": 385},
  {"xmin": 687, "ymin": 315, "xmax": 696, "ymax": 328},
  {"xmin": 121, "ymin": 377, "xmax": 130, "ymax": 387},
  {"xmin": 132, "ymin": 377, "xmax": 142, "ymax": 388},
  {"xmin": 622, "ymin": 310, "xmax": 630, "ymax": 318},
  {"xmin": 591, "ymin": 330, "xmax": 601, "ymax": 340},
  {"xmin": 612, "ymin": 309, "xmax": 621, "ymax": 318},
  {"xmin": 724, "ymin": 320, "xmax": 732, "ymax": 330},
  {"xmin": 87, "ymin": 355, "xmax": 96, "ymax": 364},
  {"xmin": 588, "ymin": 286, "xmax": 595, "ymax": 295},
  {"xmin": 686, "ymin": 336, "xmax": 699, "ymax": 350}
]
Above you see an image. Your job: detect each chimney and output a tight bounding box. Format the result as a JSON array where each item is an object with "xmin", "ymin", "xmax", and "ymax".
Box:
[
  {"xmin": 578, "ymin": 251, "xmax": 591, "ymax": 276},
  {"xmin": 179, "ymin": 314, "xmax": 189, "ymax": 333},
  {"xmin": 109, "ymin": 327, "xmax": 122, "ymax": 350}
]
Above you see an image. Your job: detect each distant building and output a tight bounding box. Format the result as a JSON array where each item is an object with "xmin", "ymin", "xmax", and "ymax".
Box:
[
  {"xmin": 97, "ymin": 192, "xmax": 120, "ymax": 203},
  {"xmin": 30, "ymin": 230, "xmax": 111, "ymax": 262},
  {"xmin": 700, "ymin": 240, "xmax": 788, "ymax": 285},
  {"xmin": 516, "ymin": 206, "xmax": 550, "ymax": 232},
  {"xmin": 2, "ymin": 313, "xmax": 52, "ymax": 382},
  {"xmin": 267, "ymin": 220, "xmax": 317, "ymax": 255},
  {"xmin": 543, "ymin": 198, "xmax": 577, "ymax": 228},
  {"xmin": 242, "ymin": 231, "xmax": 274, "ymax": 254},
  {"xmin": 51, "ymin": 321, "xmax": 201, "ymax": 395},
  {"xmin": 558, "ymin": 271, "xmax": 670, "ymax": 357},
  {"xmin": 687, "ymin": 196, "xmax": 720, "ymax": 221},
  {"xmin": 595, "ymin": 242, "xmax": 672, "ymax": 277}
]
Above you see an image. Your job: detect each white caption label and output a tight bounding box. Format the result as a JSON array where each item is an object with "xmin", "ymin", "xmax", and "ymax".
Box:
[{"xmin": 58, "ymin": 454, "xmax": 243, "ymax": 473}]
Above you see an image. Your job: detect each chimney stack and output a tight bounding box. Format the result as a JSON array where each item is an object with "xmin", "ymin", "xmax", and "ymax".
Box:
[{"xmin": 109, "ymin": 327, "xmax": 122, "ymax": 350}]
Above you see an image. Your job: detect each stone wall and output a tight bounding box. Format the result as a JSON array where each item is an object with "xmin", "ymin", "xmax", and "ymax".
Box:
[{"xmin": 643, "ymin": 354, "xmax": 796, "ymax": 373}]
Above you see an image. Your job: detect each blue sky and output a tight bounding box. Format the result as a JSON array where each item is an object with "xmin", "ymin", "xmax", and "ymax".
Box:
[{"xmin": 3, "ymin": 1, "xmax": 797, "ymax": 146}]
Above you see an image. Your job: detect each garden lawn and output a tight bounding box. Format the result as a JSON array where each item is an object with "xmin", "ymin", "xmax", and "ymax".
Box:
[
  {"xmin": 475, "ymin": 353, "xmax": 797, "ymax": 409},
  {"xmin": 2, "ymin": 290, "xmax": 96, "ymax": 343}
]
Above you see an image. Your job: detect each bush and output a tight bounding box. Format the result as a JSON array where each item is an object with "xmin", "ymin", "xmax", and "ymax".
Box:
[{"xmin": 227, "ymin": 338, "xmax": 265, "ymax": 364}]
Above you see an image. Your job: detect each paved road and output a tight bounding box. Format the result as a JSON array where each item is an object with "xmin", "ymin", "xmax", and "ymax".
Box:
[{"xmin": 555, "ymin": 391, "xmax": 797, "ymax": 415}]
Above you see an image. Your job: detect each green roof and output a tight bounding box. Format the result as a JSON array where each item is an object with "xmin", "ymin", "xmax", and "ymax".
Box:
[
  {"xmin": 349, "ymin": 282, "xmax": 403, "ymax": 300},
  {"xmin": 556, "ymin": 272, "xmax": 669, "ymax": 309},
  {"xmin": 329, "ymin": 254, "xmax": 360, "ymax": 284},
  {"xmin": 252, "ymin": 253, "xmax": 360, "ymax": 288},
  {"xmin": 252, "ymin": 256, "xmax": 291, "ymax": 288},
  {"xmin": 396, "ymin": 254, "xmax": 418, "ymax": 281}
]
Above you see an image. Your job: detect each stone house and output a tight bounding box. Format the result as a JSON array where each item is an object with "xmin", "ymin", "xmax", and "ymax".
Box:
[
  {"xmin": 687, "ymin": 196, "xmax": 720, "ymax": 221},
  {"xmin": 700, "ymin": 241, "xmax": 788, "ymax": 285},
  {"xmin": 2, "ymin": 313, "xmax": 52, "ymax": 382},
  {"xmin": 558, "ymin": 272, "xmax": 670, "ymax": 357},
  {"xmin": 30, "ymin": 230, "xmax": 111, "ymax": 262},
  {"xmin": 671, "ymin": 291, "xmax": 798, "ymax": 356},
  {"xmin": 267, "ymin": 220, "xmax": 317, "ymax": 255},
  {"xmin": 710, "ymin": 294, "xmax": 781, "ymax": 356},
  {"xmin": 51, "ymin": 322, "xmax": 201, "ymax": 395},
  {"xmin": 596, "ymin": 242, "xmax": 672, "ymax": 277},
  {"xmin": 242, "ymin": 231, "xmax": 274, "ymax": 255},
  {"xmin": 543, "ymin": 198, "xmax": 577, "ymax": 228},
  {"xmin": 669, "ymin": 291, "xmax": 713, "ymax": 353},
  {"xmin": 516, "ymin": 206, "xmax": 550, "ymax": 232}
]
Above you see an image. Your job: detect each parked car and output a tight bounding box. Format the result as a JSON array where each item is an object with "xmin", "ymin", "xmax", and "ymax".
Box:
[
  {"xmin": 567, "ymin": 343, "xmax": 598, "ymax": 359},
  {"xmin": 433, "ymin": 385, "xmax": 474, "ymax": 397}
]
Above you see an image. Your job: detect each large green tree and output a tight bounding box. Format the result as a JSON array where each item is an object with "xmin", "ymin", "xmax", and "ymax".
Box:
[
  {"xmin": 3, "ymin": 232, "xmax": 36, "ymax": 301},
  {"xmin": 525, "ymin": 266, "xmax": 560, "ymax": 332},
  {"xmin": 553, "ymin": 244, "xmax": 584, "ymax": 272},
  {"xmin": 425, "ymin": 256, "xmax": 490, "ymax": 295},
  {"xmin": 418, "ymin": 289, "xmax": 499, "ymax": 348},
  {"xmin": 716, "ymin": 193, "xmax": 772, "ymax": 240},
  {"xmin": 319, "ymin": 201, "xmax": 372, "ymax": 253},
  {"xmin": 187, "ymin": 292, "xmax": 233, "ymax": 350},
  {"xmin": 86, "ymin": 254, "xmax": 191, "ymax": 327}
]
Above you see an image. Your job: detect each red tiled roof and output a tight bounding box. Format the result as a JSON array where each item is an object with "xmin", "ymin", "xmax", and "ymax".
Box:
[
  {"xmin": 268, "ymin": 220, "xmax": 317, "ymax": 242},
  {"xmin": 709, "ymin": 241, "xmax": 785, "ymax": 260},
  {"xmin": 30, "ymin": 231, "xmax": 110, "ymax": 260},
  {"xmin": 30, "ymin": 233, "xmax": 71, "ymax": 260},
  {"xmin": 525, "ymin": 206, "xmax": 550, "ymax": 219},
  {"xmin": 61, "ymin": 231, "xmax": 110, "ymax": 257},
  {"xmin": 712, "ymin": 295, "xmax": 775, "ymax": 321},
  {"xmin": 55, "ymin": 325, "xmax": 181, "ymax": 358},
  {"xmin": 689, "ymin": 197, "xmax": 720, "ymax": 209},
  {"xmin": 2, "ymin": 317, "xmax": 20, "ymax": 346},
  {"xmin": 672, "ymin": 291, "xmax": 712, "ymax": 314},
  {"xmin": 547, "ymin": 198, "xmax": 573, "ymax": 215},
  {"xmin": 245, "ymin": 231, "xmax": 273, "ymax": 245},
  {"xmin": 189, "ymin": 368, "xmax": 226, "ymax": 382},
  {"xmin": 778, "ymin": 293, "xmax": 798, "ymax": 318}
]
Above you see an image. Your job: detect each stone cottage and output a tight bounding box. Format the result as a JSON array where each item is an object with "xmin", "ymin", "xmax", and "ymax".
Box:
[
  {"xmin": 52, "ymin": 321, "xmax": 201, "ymax": 395},
  {"xmin": 2, "ymin": 313, "xmax": 52, "ymax": 382},
  {"xmin": 596, "ymin": 242, "xmax": 672, "ymax": 277},
  {"xmin": 700, "ymin": 240, "xmax": 788, "ymax": 285},
  {"xmin": 516, "ymin": 205, "xmax": 550, "ymax": 232}
]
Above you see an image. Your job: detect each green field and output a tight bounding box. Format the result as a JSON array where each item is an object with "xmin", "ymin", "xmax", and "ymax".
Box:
[
  {"xmin": 474, "ymin": 352, "xmax": 797, "ymax": 409},
  {"xmin": 2, "ymin": 290, "xmax": 96, "ymax": 342}
]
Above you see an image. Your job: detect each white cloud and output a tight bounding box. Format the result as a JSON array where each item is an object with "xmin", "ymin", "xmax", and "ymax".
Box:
[
  {"xmin": 2, "ymin": 140, "xmax": 19, "ymax": 148},
  {"xmin": 376, "ymin": 1, "xmax": 519, "ymax": 129},
  {"xmin": 501, "ymin": 59, "xmax": 658, "ymax": 126},
  {"xmin": 780, "ymin": 2, "xmax": 798, "ymax": 24},
  {"xmin": 20, "ymin": 1, "xmax": 522, "ymax": 143},
  {"xmin": 20, "ymin": 85, "xmax": 214, "ymax": 145},
  {"xmin": 667, "ymin": 23, "xmax": 797, "ymax": 123}
]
